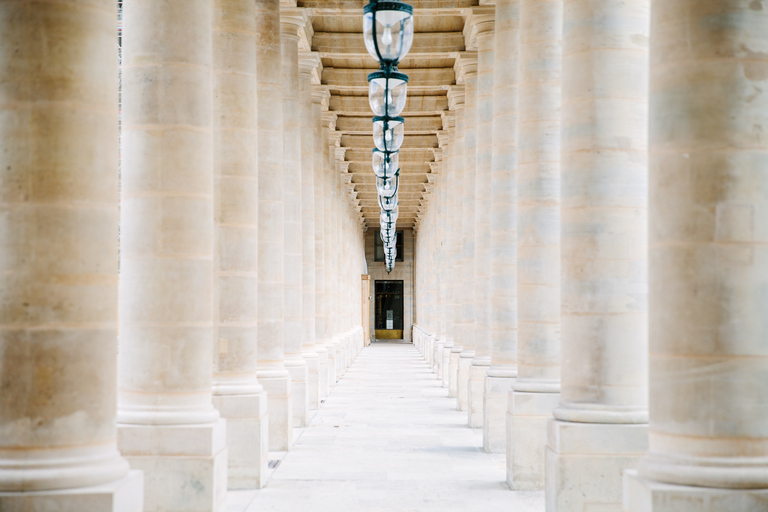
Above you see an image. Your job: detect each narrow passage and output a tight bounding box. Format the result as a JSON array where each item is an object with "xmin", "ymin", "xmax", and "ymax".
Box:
[{"xmin": 229, "ymin": 342, "xmax": 544, "ymax": 512}]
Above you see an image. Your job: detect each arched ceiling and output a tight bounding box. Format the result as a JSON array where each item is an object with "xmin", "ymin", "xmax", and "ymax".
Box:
[{"xmin": 296, "ymin": 0, "xmax": 485, "ymax": 230}]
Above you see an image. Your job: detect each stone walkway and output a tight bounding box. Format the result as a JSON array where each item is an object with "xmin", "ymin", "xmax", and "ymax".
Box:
[{"xmin": 227, "ymin": 342, "xmax": 544, "ymax": 512}]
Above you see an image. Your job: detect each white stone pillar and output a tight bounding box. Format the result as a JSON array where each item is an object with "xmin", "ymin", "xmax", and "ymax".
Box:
[
  {"xmin": 281, "ymin": 12, "xmax": 309, "ymax": 430},
  {"xmin": 547, "ymin": 1, "xmax": 649, "ymax": 510},
  {"xmin": 212, "ymin": 0, "xmax": 268, "ymax": 489},
  {"xmin": 485, "ymin": 0, "xmax": 519, "ymax": 455},
  {"xmin": 508, "ymin": 0, "xmax": 562, "ymax": 490},
  {"xmin": 470, "ymin": 12, "xmax": 495, "ymax": 429},
  {"xmin": 255, "ymin": 0, "xmax": 292, "ymax": 453},
  {"xmin": 322, "ymin": 113, "xmax": 338, "ymax": 388},
  {"xmin": 456, "ymin": 54, "xmax": 478, "ymax": 413},
  {"xmin": 624, "ymin": 4, "xmax": 768, "ymax": 510},
  {"xmin": 441, "ymin": 121, "xmax": 457, "ymax": 388},
  {"xmin": 447, "ymin": 87, "xmax": 466, "ymax": 400},
  {"xmin": 313, "ymin": 88, "xmax": 331, "ymax": 399},
  {"xmin": 117, "ymin": 1, "xmax": 228, "ymax": 510},
  {"xmin": 300, "ymin": 54, "xmax": 321, "ymax": 411},
  {"xmin": 0, "ymin": 1, "xmax": 143, "ymax": 507}
]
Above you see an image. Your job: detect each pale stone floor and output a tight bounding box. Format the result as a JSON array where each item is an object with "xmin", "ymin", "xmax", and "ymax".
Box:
[{"xmin": 228, "ymin": 341, "xmax": 544, "ymax": 512}]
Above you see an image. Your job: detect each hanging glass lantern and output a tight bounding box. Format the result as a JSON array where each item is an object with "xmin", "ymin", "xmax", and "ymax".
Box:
[
  {"xmin": 373, "ymin": 116, "xmax": 404, "ymax": 152},
  {"xmin": 363, "ymin": 1, "xmax": 414, "ymax": 67},
  {"xmin": 372, "ymin": 149, "xmax": 399, "ymax": 179},
  {"xmin": 376, "ymin": 174, "xmax": 399, "ymax": 199},
  {"xmin": 379, "ymin": 192, "xmax": 398, "ymax": 212},
  {"xmin": 380, "ymin": 209, "xmax": 398, "ymax": 225},
  {"xmin": 368, "ymin": 71, "xmax": 408, "ymax": 117}
]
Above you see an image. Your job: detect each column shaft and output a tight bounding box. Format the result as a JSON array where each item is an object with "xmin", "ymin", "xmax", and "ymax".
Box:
[
  {"xmin": 313, "ymin": 89, "xmax": 330, "ymax": 399},
  {"xmin": 509, "ymin": 0, "xmax": 562, "ymax": 491},
  {"xmin": 0, "ymin": 1, "xmax": 141, "ymax": 504},
  {"xmin": 212, "ymin": 0, "xmax": 268, "ymax": 489},
  {"xmin": 281, "ymin": 16, "xmax": 308, "ymax": 429},
  {"xmin": 485, "ymin": 0, "xmax": 519, "ymax": 455},
  {"xmin": 118, "ymin": 1, "xmax": 227, "ymax": 509},
  {"xmin": 547, "ymin": 0, "xmax": 650, "ymax": 509},
  {"xmin": 256, "ymin": 0, "xmax": 292, "ymax": 452},
  {"xmin": 625, "ymin": 4, "xmax": 768, "ymax": 510}
]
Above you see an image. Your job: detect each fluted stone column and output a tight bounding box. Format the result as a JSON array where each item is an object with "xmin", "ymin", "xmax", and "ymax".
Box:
[
  {"xmin": 470, "ymin": 13, "xmax": 495, "ymax": 429},
  {"xmin": 509, "ymin": 0, "xmax": 562, "ymax": 490},
  {"xmin": 0, "ymin": 1, "xmax": 143, "ymax": 507},
  {"xmin": 281, "ymin": 12, "xmax": 309, "ymax": 430},
  {"xmin": 256, "ymin": 0, "xmax": 292, "ymax": 453},
  {"xmin": 456, "ymin": 54, "xmax": 478, "ymax": 413},
  {"xmin": 547, "ymin": 1, "xmax": 649, "ymax": 510},
  {"xmin": 447, "ymin": 87, "xmax": 466, "ymax": 400},
  {"xmin": 300, "ymin": 54, "xmax": 320, "ymax": 411},
  {"xmin": 485, "ymin": 0, "xmax": 519, "ymax": 455},
  {"xmin": 440, "ymin": 122, "xmax": 457, "ymax": 388},
  {"xmin": 624, "ymin": 4, "xmax": 768, "ymax": 511},
  {"xmin": 212, "ymin": 0, "xmax": 268, "ymax": 489},
  {"xmin": 117, "ymin": 1, "xmax": 228, "ymax": 510},
  {"xmin": 313, "ymin": 88, "xmax": 331, "ymax": 399}
]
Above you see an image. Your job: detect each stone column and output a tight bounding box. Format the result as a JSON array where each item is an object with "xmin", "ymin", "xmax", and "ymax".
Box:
[
  {"xmin": 456, "ymin": 54, "xmax": 478, "ymax": 413},
  {"xmin": 117, "ymin": 1, "xmax": 228, "ymax": 510},
  {"xmin": 300, "ymin": 54, "xmax": 321, "ymax": 411},
  {"xmin": 547, "ymin": 1, "xmax": 649, "ymax": 510},
  {"xmin": 322, "ymin": 113, "xmax": 338, "ymax": 388},
  {"xmin": 624, "ymin": 4, "xmax": 768, "ymax": 510},
  {"xmin": 485, "ymin": 0, "xmax": 519, "ymax": 455},
  {"xmin": 0, "ymin": 1, "xmax": 143, "ymax": 507},
  {"xmin": 470, "ymin": 12, "xmax": 495, "ymax": 429},
  {"xmin": 281, "ymin": 12, "xmax": 309, "ymax": 430},
  {"xmin": 440, "ymin": 120, "xmax": 457, "ymax": 388},
  {"xmin": 447, "ymin": 87, "xmax": 465, "ymax": 400},
  {"xmin": 212, "ymin": 0, "xmax": 268, "ymax": 489},
  {"xmin": 256, "ymin": 0, "xmax": 292, "ymax": 453},
  {"xmin": 509, "ymin": 0, "xmax": 562, "ymax": 490},
  {"xmin": 313, "ymin": 87, "xmax": 331, "ymax": 399}
]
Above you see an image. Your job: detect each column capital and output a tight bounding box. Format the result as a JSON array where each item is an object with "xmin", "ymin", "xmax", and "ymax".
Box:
[
  {"xmin": 312, "ymin": 85, "xmax": 331, "ymax": 109},
  {"xmin": 454, "ymin": 52, "xmax": 478, "ymax": 84},
  {"xmin": 281, "ymin": 8, "xmax": 311, "ymax": 49},
  {"xmin": 321, "ymin": 110, "xmax": 337, "ymax": 130},
  {"xmin": 447, "ymin": 85, "xmax": 466, "ymax": 110},
  {"xmin": 464, "ymin": 6, "xmax": 496, "ymax": 49},
  {"xmin": 299, "ymin": 51, "xmax": 322, "ymax": 83}
]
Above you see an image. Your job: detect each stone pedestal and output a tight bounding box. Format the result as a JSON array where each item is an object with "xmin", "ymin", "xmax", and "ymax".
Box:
[
  {"xmin": 483, "ymin": 374, "xmax": 515, "ymax": 453},
  {"xmin": 286, "ymin": 360, "xmax": 309, "ymax": 427},
  {"xmin": 119, "ymin": 421, "xmax": 228, "ymax": 512},
  {"xmin": 468, "ymin": 360, "xmax": 489, "ymax": 427},
  {"xmin": 546, "ymin": 420, "xmax": 647, "ymax": 512},
  {"xmin": 260, "ymin": 373, "xmax": 293, "ymax": 451},
  {"xmin": 508, "ymin": 388, "xmax": 559, "ymax": 490},
  {"xmin": 457, "ymin": 352, "xmax": 473, "ymax": 411},
  {"xmin": 304, "ymin": 351, "xmax": 320, "ymax": 410},
  {"xmin": 317, "ymin": 346, "xmax": 330, "ymax": 399},
  {"xmin": 212, "ymin": 393, "xmax": 268, "ymax": 489},
  {"xmin": 441, "ymin": 341, "xmax": 453, "ymax": 388},
  {"xmin": 0, "ymin": 472, "xmax": 144, "ymax": 512},
  {"xmin": 449, "ymin": 347, "xmax": 462, "ymax": 398},
  {"xmin": 623, "ymin": 470, "xmax": 768, "ymax": 512}
]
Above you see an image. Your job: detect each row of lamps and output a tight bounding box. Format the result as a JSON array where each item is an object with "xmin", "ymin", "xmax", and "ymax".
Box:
[{"xmin": 363, "ymin": 0, "xmax": 414, "ymax": 272}]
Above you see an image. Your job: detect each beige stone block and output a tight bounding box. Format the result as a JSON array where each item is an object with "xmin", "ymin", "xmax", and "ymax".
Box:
[
  {"xmin": 508, "ymin": 390, "xmax": 560, "ymax": 490},
  {"xmin": 469, "ymin": 363, "xmax": 487, "ymax": 428},
  {"xmin": 546, "ymin": 419, "xmax": 647, "ymax": 512},
  {"xmin": 483, "ymin": 376, "xmax": 513, "ymax": 453},
  {"xmin": 623, "ymin": 470, "xmax": 768, "ymax": 512},
  {"xmin": 0, "ymin": 471, "xmax": 144, "ymax": 512},
  {"xmin": 212, "ymin": 393, "xmax": 268, "ymax": 489},
  {"xmin": 260, "ymin": 375, "xmax": 293, "ymax": 451}
]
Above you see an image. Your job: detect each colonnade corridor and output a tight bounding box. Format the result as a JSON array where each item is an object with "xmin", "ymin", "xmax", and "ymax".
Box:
[{"xmin": 228, "ymin": 342, "xmax": 543, "ymax": 512}]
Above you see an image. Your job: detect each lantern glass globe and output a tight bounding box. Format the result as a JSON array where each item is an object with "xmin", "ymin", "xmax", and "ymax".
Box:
[
  {"xmin": 363, "ymin": 4, "xmax": 414, "ymax": 64},
  {"xmin": 373, "ymin": 116, "xmax": 404, "ymax": 152},
  {"xmin": 368, "ymin": 72, "xmax": 408, "ymax": 117}
]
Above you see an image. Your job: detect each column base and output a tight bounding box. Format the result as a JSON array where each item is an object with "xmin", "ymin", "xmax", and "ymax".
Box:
[
  {"xmin": 546, "ymin": 418, "xmax": 647, "ymax": 512},
  {"xmin": 457, "ymin": 353, "xmax": 473, "ymax": 411},
  {"xmin": 508, "ymin": 389, "xmax": 560, "ymax": 490},
  {"xmin": 285, "ymin": 361, "xmax": 309, "ymax": 427},
  {"xmin": 468, "ymin": 361, "xmax": 488, "ymax": 427},
  {"xmin": 326, "ymin": 344, "xmax": 338, "ymax": 391},
  {"xmin": 483, "ymin": 375, "xmax": 514, "ymax": 453},
  {"xmin": 448, "ymin": 348, "xmax": 462, "ymax": 398},
  {"xmin": 212, "ymin": 392, "xmax": 268, "ymax": 489},
  {"xmin": 0, "ymin": 471, "xmax": 143, "ymax": 512},
  {"xmin": 441, "ymin": 343, "xmax": 453, "ymax": 388},
  {"xmin": 316, "ymin": 346, "xmax": 329, "ymax": 399},
  {"xmin": 623, "ymin": 469, "xmax": 768, "ymax": 512},
  {"xmin": 118, "ymin": 420, "xmax": 227, "ymax": 512},
  {"xmin": 304, "ymin": 351, "xmax": 320, "ymax": 410},
  {"xmin": 259, "ymin": 373, "xmax": 293, "ymax": 451}
]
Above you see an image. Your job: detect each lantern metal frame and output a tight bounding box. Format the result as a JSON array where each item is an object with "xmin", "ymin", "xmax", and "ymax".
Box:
[{"xmin": 368, "ymin": 70, "xmax": 409, "ymax": 117}]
